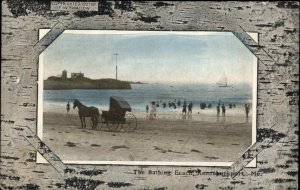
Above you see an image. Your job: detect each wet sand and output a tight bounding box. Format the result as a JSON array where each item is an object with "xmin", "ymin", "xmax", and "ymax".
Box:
[{"xmin": 43, "ymin": 110, "xmax": 252, "ymax": 163}]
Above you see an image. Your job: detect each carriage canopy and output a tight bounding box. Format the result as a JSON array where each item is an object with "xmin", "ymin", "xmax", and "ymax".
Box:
[{"xmin": 109, "ymin": 96, "xmax": 131, "ymax": 113}]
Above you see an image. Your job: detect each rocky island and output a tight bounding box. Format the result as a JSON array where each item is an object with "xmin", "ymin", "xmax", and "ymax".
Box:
[{"xmin": 44, "ymin": 71, "xmax": 131, "ymax": 90}]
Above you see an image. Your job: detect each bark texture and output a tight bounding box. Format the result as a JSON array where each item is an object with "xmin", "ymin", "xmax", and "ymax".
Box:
[{"xmin": 1, "ymin": 1, "xmax": 299, "ymax": 189}]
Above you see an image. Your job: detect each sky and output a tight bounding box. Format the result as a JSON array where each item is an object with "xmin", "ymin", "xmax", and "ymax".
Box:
[{"xmin": 41, "ymin": 30, "xmax": 256, "ymax": 85}]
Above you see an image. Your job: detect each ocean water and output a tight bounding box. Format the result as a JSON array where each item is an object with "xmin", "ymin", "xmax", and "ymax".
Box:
[{"xmin": 44, "ymin": 83, "xmax": 252, "ymax": 113}]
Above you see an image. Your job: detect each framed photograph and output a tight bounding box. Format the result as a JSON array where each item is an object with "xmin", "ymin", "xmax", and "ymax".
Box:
[
  {"xmin": 1, "ymin": 1, "xmax": 298, "ymax": 189},
  {"xmin": 37, "ymin": 30, "xmax": 257, "ymax": 166}
]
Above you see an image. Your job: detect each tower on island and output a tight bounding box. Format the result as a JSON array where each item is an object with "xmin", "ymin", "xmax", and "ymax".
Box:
[
  {"xmin": 62, "ymin": 70, "xmax": 67, "ymax": 79},
  {"xmin": 114, "ymin": 53, "xmax": 118, "ymax": 81}
]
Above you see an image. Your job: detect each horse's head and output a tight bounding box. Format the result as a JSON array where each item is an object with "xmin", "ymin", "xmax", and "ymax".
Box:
[{"xmin": 73, "ymin": 99, "xmax": 80, "ymax": 109}]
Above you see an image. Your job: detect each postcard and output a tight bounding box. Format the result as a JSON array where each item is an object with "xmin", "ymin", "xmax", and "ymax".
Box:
[{"xmin": 1, "ymin": 1, "xmax": 298, "ymax": 190}]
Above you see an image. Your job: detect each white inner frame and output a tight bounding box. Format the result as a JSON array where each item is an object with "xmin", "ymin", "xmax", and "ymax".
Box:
[{"xmin": 37, "ymin": 30, "xmax": 258, "ymax": 167}]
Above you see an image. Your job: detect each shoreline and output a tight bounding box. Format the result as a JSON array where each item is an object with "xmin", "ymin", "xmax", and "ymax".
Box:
[{"xmin": 44, "ymin": 103, "xmax": 252, "ymax": 123}]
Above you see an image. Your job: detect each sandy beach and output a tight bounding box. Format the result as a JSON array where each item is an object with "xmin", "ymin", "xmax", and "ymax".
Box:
[{"xmin": 42, "ymin": 104, "xmax": 252, "ymax": 163}]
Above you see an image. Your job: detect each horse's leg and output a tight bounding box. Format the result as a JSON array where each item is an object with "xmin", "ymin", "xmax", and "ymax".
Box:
[
  {"xmin": 82, "ymin": 117, "xmax": 85, "ymax": 128},
  {"xmin": 94, "ymin": 116, "xmax": 98, "ymax": 129},
  {"xmin": 91, "ymin": 117, "xmax": 95, "ymax": 129},
  {"xmin": 80, "ymin": 116, "xmax": 83, "ymax": 128},
  {"xmin": 83, "ymin": 117, "xmax": 86, "ymax": 128}
]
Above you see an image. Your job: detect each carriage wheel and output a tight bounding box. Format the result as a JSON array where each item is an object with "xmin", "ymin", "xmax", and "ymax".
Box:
[
  {"xmin": 125, "ymin": 113, "xmax": 137, "ymax": 132},
  {"xmin": 108, "ymin": 113, "xmax": 122, "ymax": 132}
]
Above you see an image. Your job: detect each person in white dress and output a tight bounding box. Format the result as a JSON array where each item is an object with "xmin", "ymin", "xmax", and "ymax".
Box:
[{"xmin": 150, "ymin": 101, "xmax": 157, "ymax": 120}]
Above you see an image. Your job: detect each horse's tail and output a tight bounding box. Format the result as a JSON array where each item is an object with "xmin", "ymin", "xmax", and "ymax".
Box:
[
  {"xmin": 94, "ymin": 115, "xmax": 98, "ymax": 125},
  {"xmin": 96, "ymin": 108, "xmax": 100, "ymax": 121},
  {"xmin": 96, "ymin": 108, "xmax": 100, "ymax": 119},
  {"xmin": 93, "ymin": 108, "xmax": 100, "ymax": 126}
]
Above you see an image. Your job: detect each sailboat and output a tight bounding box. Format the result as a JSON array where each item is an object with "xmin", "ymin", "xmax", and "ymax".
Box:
[{"xmin": 217, "ymin": 72, "xmax": 231, "ymax": 87}]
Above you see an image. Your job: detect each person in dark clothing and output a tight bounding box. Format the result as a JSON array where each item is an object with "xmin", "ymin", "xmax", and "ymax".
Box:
[
  {"xmin": 217, "ymin": 104, "xmax": 220, "ymax": 117},
  {"xmin": 222, "ymin": 104, "xmax": 226, "ymax": 116},
  {"xmin": 66, "ymin": 102, "xmax": 70, "ymax": 115},
  {"xmin": 188, "ymin": 102, "xmax": 193, "ymax": 115},
  {"xmin": 146, "ymin": 104, "xmax": 149, "ymax": 113},
  {"xmin": 245, "ymin": 104, "xmax": 250, "ymax": 118},
  {"xmin": 200, "ymin": 102, "xmax": 206, "ymax": 110},
  {"xmin": 182, "ymin": 103, "xmax": 187, "ymax": 115}
]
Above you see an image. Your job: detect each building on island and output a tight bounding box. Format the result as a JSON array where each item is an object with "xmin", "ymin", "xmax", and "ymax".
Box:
[
  {"xmin": 62, "ymin": 70, "xmax": 67, "ymax": 79},
  {"xmin": 71, "ymin": 72, "xmax": 84, "ymax": 79}
]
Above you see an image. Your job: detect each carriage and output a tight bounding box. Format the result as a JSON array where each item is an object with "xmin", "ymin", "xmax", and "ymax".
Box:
[{"xmin": 100, "ymin": 96, "xmax": 137, "ymax": 132}]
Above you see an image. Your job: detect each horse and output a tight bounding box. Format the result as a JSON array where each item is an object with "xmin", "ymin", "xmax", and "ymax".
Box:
[{"xmin": 73, "ymin": 99, "xmax": 100, "ymax": 129}]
